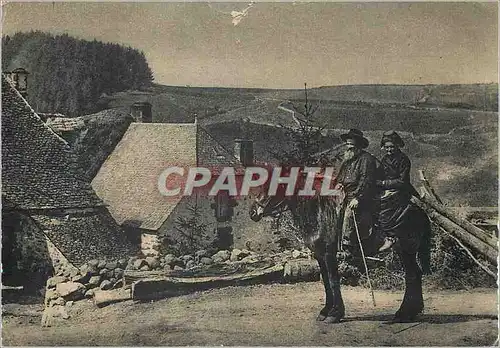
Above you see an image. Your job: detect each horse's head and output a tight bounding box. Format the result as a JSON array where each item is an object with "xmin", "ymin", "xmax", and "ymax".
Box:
[
  {"xmin": 248, "ymin": 164, "xmax": 295, "ymax": 222},
  {"xmin": 249, "ymin": 187, "xmax": 288, "ymax": 222}
]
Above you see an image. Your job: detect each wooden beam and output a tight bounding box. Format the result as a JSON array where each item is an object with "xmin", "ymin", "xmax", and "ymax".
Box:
[
  {"xmin": 420, "ymin": 203, "xmax": 497, "ymax": 265},
  {"xmin": 420, "ymin": 194, "xmax": 498, "ymax": 249},
  {"xmin": 418, "ymin": 170, "xmax": 443, "ymax": 204},
  {"xmin": 131, "ymin": 264, "xmax": 284, "ymax": 301},
  {"xmin": 93, "ymin": 288, "xmax": 131, "ymax": 308}
]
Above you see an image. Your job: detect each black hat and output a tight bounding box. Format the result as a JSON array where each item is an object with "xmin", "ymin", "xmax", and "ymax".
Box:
[
  {"xmin": 380, "ymin": 130, "xmax": 405, "ymax": 148},
  {"xmin": 340, "ymin": 129, "xmax": 369, "ymax": 149}
]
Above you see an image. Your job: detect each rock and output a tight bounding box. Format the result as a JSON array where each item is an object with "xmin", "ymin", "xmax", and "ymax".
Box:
[
  {"xmin": 66, "ymin": 300, "xmax": 74, "ymax": 307},
  {"xmin": 79, "ymin": 263, "xmax": 98, "ymax": 276},
  {"xmin": 97, "ymin": 260, "xmax": 107, "ymax": 269},
  {"xmin": 87, "ymin": 275, "xmax": 101, "ymax": 289},
  {"xmin": 292, "ymin": 250, "xmax": 302, "ymax": 259},
  {"xmin": 173, "ymin": 257, "xmax": 185, "ymax": 268},
  {"xmin": 61, "ymin": 307, "xmax": 70, "ymax": 320},
  {"xmin": 230, "ymin": 248, "xmax": 250, "ymax": 261},
  {"xmin": 49, "ymin": 297, "xmax": 65, "ymax": 307},
  {"xmin": 181, "ymin": 254, "xmax": 194, "ymax": 262},
  {"xmin": 71, "ymin": 272, "xmax": 90, "ymax": 284},
  {"xmin": 118, "ymin": 259, "xmax": 128, "ymax": 269},
  {"xmin": 127, "ymin": 256, "xmax": 138, "ymax": 269},
  {"xmin": 139, "ymin": 265, "xmax": 150, "ymax": 271},
  {"xmin": 185, "ymin": 260, "xmax": 196, "ymax": 269},
  {"xmin": 145, "ymin": 256, "xmax": 160, "ymax": 269},
  {"xmin": 84, "ymin": 289, "xmax": 94, "ymax": 298},
  {"xmin": 173, "ymin": 265, "xmax": 184, "ymax": 271},
  {"xmin": 106, "ymin": 260, "xmax": 118, "ymax": 270},
  {"xmin": 241, "ymin": 255, "xmax": 259, "ymax": 264},
  {"xmin": 195, "ymin": 249, "xmax": 208, "ymax": 259},
  {"xmin": 230, "ymin": 248, "xmax": 242, "ymax": 262},
  {"xmin": 44, "ymin": 289, "xmax": 59, "ymax": 306},
  {"xmin": 46, "ymin": 276, "xmax": 66, "ymax": 289},
  {"xmin": 55, "ymin": 282, "xmax": 86, "ymax": 301},
  {"xmin": 106, "ymin": 270, "xmax": 115, "ymax": 279},
  {"xmin": 99, "ymin": 268, "xmax": 109, "ymax": 276},
  {"xmin": 212, "ymin": 250, "xmax": 231, "ymax": 263},
  {"xmin": 200, "ymin": 257, "xmax": 213, "ymax": 265},
  {"xmin": 133, "ymin": 259, "xmax": 147, "ymax": 270},
  {"xmin": 112, "ymin": 279, "xmax": 124, "ymax": 289},
  {"xmin": 164, "ymin": 254, "xmax": 176, "ymax": 265},
  {"xmin": 88, "ymin": 259, "xmax": 99, "ymax": 268},
  {"xmin": 114, "ymin": 268, "xmax": 124, "ymax": 279},
  {"xmin": 100, "ymin": 280, "xmax": 113, "ymax": 290}
]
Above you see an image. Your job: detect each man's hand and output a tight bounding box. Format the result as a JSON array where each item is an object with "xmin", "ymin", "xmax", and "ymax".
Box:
[{"xmin": 348, "ymin": 198, "xmax": 359, "ymax": 209}]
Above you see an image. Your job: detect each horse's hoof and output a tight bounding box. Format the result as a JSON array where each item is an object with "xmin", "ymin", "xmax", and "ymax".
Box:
[
  {"xmin": 391, "ymin": 315, "xmax": 415, "ymax": 323},
  {"xmin": 323, "ymin": 315, "xmax": 343, "ymax": 324},
  {"xmin": 323, "ymin": 308, "xmax": 345, "ymax": 324},
  {"xmin": 392, "ymin": 311, "xmax": 420, "ymax": 323},
  {"xmin": 316, "ymin": 313, "xmax": 327, "ymax": 321}
]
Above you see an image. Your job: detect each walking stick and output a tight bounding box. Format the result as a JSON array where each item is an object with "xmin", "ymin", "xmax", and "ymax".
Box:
[{"xmin": 352, "ymin": 211, "xmax": 376, "ymax": 307}]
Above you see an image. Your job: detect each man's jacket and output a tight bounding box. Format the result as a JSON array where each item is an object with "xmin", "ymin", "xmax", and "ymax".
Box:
[{"xmin": 336, "ymin": 150, "xmax": 378, "ymax": 205}]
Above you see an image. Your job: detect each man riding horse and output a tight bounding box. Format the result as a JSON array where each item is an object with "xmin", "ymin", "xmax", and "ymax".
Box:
[
  {"xmin": 249, "ymin": 128, "xmax": 431, "ymax": 324},
  {"xmin": 335, "ymin": 129, "xmax": 378, "ymax": 252}
]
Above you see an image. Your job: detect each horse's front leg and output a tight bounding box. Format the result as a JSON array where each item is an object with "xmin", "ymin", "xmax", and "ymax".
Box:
[
  {"xmin": 394, "ymin": 251, "xmax": 424, "ymax": 322},
  {"xmin": 314, "ymin": 245, "xmax": 333, "ymax": 321},
  {"xmin": 323, "ymin": 243, "xmax": 345, "ymax": 323}
]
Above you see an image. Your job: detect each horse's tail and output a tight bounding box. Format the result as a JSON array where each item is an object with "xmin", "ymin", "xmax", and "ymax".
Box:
[{"xmin": 417, "ymin": 207, "xmax": 433, "ymax": 275}]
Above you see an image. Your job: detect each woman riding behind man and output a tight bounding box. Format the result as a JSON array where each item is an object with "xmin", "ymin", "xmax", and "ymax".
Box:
[{"xmin": 376, "ymin": 131, "xmax": 419, "ymax": 252}]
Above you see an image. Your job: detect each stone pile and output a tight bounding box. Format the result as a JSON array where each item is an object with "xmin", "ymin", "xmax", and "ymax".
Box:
[
  {"xmin": 125, "ymin": 248, "xmax": 258, "ymax": 272},
  {"xmin": 41, "ymin": 248, "xmax": 313, "ymax": 326},
  {"xmin": 43, "ymin": 258, "xmax": 128, "ymax": 316}
]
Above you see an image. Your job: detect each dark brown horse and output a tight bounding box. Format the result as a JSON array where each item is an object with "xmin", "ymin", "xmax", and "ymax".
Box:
[{"xmin": 249, "ymin": 173, "xmax": 432, "ymax": 323}]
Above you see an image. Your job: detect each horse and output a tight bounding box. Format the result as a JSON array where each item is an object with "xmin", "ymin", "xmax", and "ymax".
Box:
[{"xmin": 249, "ymin": 168, "xmax": 432, "ymax": 323}]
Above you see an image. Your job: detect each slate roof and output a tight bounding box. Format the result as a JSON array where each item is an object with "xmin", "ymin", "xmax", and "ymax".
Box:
[
  {"xmin": 31, "ymin": 209, "xmax": 137, "ymax": 266},
  {"xmin": 92, "ymin": 122, "xmax": 243, "ymax": 231},
  {"xmin": 1, "ymin": 76, "xmax": 104, "ymax": 210}
]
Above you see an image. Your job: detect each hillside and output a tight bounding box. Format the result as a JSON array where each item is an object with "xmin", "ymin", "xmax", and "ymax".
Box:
[
  {"xmin": 70, "ymin": 82, "xmax": 497, "ymax": 207},
  {"xmin": 101, "ymin": 83, "xmax": 498, "ymax": 134}
]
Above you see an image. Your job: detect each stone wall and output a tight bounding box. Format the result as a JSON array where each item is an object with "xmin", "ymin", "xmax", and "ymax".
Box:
[
  {"xmin": 156, "ymin": 194, "xmax": 285, "ymax": 256},
  {"xmin": 2, "ymin": 211, "xmax": 53, "ymax": 289}
]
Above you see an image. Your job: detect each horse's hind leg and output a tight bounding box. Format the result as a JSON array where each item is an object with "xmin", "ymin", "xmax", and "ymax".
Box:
[
  {"xmin": 394, "ymin": 251, "xmax": 424, "ymax": 322},
  {"xmin": 323, "ymin": 245, "xmax": 345, "ymax": 323}
]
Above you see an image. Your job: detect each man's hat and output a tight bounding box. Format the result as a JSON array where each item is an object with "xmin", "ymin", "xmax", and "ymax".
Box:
[
  {"xmin": 380, "ymin": 130, "xmax": 405, "ymax": 148},
  {"xmin": 340, "ymin": 129, "xmax": 369, "ymax": 149}
]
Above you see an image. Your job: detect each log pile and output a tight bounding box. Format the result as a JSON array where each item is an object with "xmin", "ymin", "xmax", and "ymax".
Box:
[{"xmin": 416, "ymin": 170, "xmax": 498, "ymax": 269}]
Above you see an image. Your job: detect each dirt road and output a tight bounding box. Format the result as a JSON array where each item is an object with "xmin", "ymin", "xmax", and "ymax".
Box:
[{"xmin": 2, "ymin": 283, "xmax": 498, "ymax": 346}]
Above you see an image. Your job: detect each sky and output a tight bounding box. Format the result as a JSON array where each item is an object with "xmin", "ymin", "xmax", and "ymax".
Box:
[{"xmin": 2, "ymin": 1, "xmax": 498, "ymax": 88}]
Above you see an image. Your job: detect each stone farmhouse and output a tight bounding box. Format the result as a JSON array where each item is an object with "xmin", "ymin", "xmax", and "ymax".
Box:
[
  {"xmin": 1, "ymin": 72, "xmax": 137, "ymax": 288},
  {"xmin": 91, "ymin": 110, "xmax": 281, "ymax": 256}
]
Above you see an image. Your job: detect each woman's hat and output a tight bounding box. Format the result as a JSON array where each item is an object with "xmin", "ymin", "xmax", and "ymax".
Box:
[
  {"xmin": 380, "ymin": 130, "xmax": 405, "ymax": 148},
  {"xmin": 340, "ymin": 129, "xmax": 369, "ymax": 149}
]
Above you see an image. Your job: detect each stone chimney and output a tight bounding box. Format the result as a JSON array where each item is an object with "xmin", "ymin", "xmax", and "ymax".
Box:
[
  {"xmin": 8, "ymin": 68, "xmax": 29, "ymax": 98},
  {"xmin": 234, "ymin": 139, "xmax": 254, "ymax": 166},
  {"xmin": 130, "ymin": 102, "xmax": 152, "ymax": 123}
]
